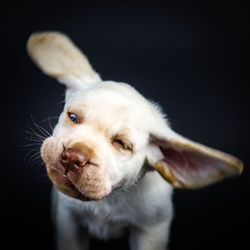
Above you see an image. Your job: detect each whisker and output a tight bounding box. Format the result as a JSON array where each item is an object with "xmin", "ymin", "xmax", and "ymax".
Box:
[
  {"xmin": 40, "ymin": 116, "xmax": 59, "ymax": 123},
  {"xmin": 36, "ymin": 123, "xmax": 51, "ymax": 137},
  {"xmin": 24, "ymin": 136, "xmax": 44, "ymax": 143},
  {"xmin": 21, "ymin": 144, "xmax": 41, "ymax": 150},
  {"xmin": 48, "ymin": 118, "xmax": 54, "ymax": 133},
  {"xmin": 58, "ymin": 97, "xmax": 65, "ymax": 105},
  {"xmin": 23, "ymin": 115, "xmax": 58, "ymax": 167},
  {"xmin": 30, "ymin": 152, "xmax": 42, "ymax": 161},
  {"xmin": 24, "ymin": 150, "xmax": 38, "ymax": 164},
  {"xmin": 31, "ymin": 115, "xmax": 52, "ymax": 137},
  {"xmin": 25, "ymin": 125, "xmax": 46, "ymax": 141}
]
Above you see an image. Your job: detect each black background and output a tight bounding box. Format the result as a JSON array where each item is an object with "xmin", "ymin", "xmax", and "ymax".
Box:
[{"xmin": 4, "ymin": 1, "xmax": 249, "ymax": 250}]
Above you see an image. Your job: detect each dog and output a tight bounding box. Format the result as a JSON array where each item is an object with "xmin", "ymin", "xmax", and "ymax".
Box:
[{"xmin": 27, "ymin": 31, "xmax": 243, "ymax": 250}]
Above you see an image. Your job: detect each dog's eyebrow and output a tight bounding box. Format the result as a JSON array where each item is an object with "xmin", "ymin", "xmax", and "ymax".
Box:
[
  {"xmin": 66, "ymin": 104, "xmax": 89, "ymax": 115},
  {"xmin": 67, "ymin": 103, "xmax": 88, "ymax": 110}
]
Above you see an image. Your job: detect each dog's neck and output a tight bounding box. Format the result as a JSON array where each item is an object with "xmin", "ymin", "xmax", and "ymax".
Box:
[{"xmin": 110, "ymin": 161, "xmax": 154, "ymax": 195}]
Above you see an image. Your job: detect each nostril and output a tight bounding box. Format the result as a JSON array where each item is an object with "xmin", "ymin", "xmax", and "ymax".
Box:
[
  {"xmin": 60, "ymin": 151, "xmax": 71, "ymax": 167},
  {"xmin": 61, "ymin": 152, "xmax": 67, "ymax": 160},
  {"xmin": 60, "ymin": 148, "xmax": 88, "ymax": 172}
]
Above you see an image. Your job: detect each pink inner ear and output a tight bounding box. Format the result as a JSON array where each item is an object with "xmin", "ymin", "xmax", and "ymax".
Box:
[
  {"xmin": 151, "ymin": 135, "xmax": 236, "ymax": 187},
  {"xmin": 162, "ymin": 146, "xmax": 218, "ymax": 178},
  {"xmin": 162, "ymin": 148, "xmax": 187, "ymax": 170}
]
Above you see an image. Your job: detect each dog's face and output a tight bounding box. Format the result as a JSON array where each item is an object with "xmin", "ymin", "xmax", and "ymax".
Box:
[
  {"xmin": 41, "ymin": 82, "xmax": 161, "ymax": 200},
  {"xmin": 28, "ymin": 32, "xmax": 243, "ymax": 201}
]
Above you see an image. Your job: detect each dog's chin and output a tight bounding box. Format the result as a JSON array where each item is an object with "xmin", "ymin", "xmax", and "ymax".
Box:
[
  {"xmin": 60, "ymin": 186, "xmax": 103, "ymax": 202},
  {"xmin": 46, "ymin": 166, "xmax": 110, "ymax": 201},
  {"xmin": 59, "ymin": 182, "xmax": 94, "ymax": 202}
]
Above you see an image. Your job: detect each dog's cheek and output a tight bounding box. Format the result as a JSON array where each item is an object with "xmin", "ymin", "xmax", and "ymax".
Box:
[
  {"xmin": 67, "ymin": 169, "xmax": 112, "ymax": 200},
  {"xmin": 52, "ymin": 123, "xmax": 60, "ymax": 136},
  {"xmin": 41, "ymin": 137, "xmax": 63, "ymax": 165},
  {"xmin": 113, "ymin": 152, "xmax": 146, "ymax": 186}
]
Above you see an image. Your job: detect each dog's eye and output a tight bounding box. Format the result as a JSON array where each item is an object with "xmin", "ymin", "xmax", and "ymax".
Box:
[
  {"xmin": 112, "ymin": 138, "xmax": 133, "ymax": 152},
  {"xmin": 112, "ymin": 139, "xmax": 125, "ymax": 149},
  {"xmin": 68, "ymin": 112, "xmax": 78, "ymax": 123}
]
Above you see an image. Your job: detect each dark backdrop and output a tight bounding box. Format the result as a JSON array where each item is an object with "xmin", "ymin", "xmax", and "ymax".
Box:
[{"xmin": 4, "ymin": 1, "xmax": 249, "ymax": 250}]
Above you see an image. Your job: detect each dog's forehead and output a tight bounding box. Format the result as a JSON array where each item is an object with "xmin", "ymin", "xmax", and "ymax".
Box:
[
  {"xmin": 64, "ymin": 81, "xmax": 168, "ymax": 138},
  {"xmin": 67, "ymin": 82, "xmax": 152, "ymax": 116}
]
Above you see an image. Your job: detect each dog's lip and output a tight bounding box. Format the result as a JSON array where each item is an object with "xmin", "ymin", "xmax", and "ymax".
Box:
[
  {"xmin": 46, "ymin": 165, "xmax": 74, "ymax": 186},
  {"xmin": 47, "ymin": 165, "xmax": 102, "ymax": 201},
  {"xmin": 49, "ymin": 165, "xmax": 65, "ymax": 176}
]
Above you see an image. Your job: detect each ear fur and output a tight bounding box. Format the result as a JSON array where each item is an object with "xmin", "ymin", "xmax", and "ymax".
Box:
[
  {"xmin": 148, "ymin": 131, "xmax": 243, "ymax": 189},
  {"xmin": 27, "ymin": 31, "xmax": 101, "ymax": 89}
]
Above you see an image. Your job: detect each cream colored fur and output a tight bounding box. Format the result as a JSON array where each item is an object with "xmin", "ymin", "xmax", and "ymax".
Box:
[{"xmin": 27, "ymin": 31, "xmax": 243, "ymax": 250}]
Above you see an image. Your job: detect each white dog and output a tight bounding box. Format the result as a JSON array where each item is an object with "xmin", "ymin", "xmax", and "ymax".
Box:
[{"xmin": 27, "ymin": 32, "xmax": 243, "ymax": 250}]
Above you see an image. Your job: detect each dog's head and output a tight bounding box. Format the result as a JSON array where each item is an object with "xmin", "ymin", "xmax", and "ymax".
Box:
[{"xmin": 27, "ymin": 32, "xmax": 243, "ymax": 201}]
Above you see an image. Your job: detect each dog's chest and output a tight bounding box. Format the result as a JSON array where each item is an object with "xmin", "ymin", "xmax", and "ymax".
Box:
[{"xmin": 78, "ymin": 200, "xmax": 130, "ymax": 240}]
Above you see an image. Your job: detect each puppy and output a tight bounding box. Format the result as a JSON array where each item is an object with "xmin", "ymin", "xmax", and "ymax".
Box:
[{"xmin": 27, "ymin": 32, "xmax": 243, "ymax": 250}]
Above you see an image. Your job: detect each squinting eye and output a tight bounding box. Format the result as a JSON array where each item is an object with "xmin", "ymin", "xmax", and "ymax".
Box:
[
  {"xmin": 112, "ymin": 139, "xmax": 126, "ymax": 150},
  {"xmin": 112, "ymin": 138, "xmax": 133, "ymax": 152},
  {"xmin": 68, "ymin": 112, "xmax": 78, "ymax": 123}
]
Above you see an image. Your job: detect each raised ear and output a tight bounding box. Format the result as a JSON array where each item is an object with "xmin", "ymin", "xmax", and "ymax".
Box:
[
  {"xmin": 147, "ymin": 132, "xmax": 243, "ymax": 189},
  {"xmin": 27, "ymin": 31, "xmax": 101, "ymax": 89}
]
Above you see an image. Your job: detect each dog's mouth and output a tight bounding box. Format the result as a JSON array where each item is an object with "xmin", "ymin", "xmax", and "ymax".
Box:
[
  {"xmin": 46, "ymin": 163, "xmax": 111, "ymax": 201},
  {"xmin": 41, "ymin": 137, "xmax": 112, "ymax": 201},
  {"xmin": 47, "ymin": 166, "xmax": 93, "ymax": 201},
  {"xmin": 62, "ymin": 172, "xmax": 94, "ymax": 201}
]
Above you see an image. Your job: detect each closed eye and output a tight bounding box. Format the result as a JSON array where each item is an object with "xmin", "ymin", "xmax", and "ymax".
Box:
[{"xmin": 112, "ymin": 137, "xmax": 133, "ymax": 152}]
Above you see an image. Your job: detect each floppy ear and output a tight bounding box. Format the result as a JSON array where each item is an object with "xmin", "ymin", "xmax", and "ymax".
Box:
[
  {"xmin": 27, "ymin": 31, "xmax": 101, "ymax": 90},
  {"xmin": 147, "ymin": 131, "xmax": 243, "ymax": 188}
]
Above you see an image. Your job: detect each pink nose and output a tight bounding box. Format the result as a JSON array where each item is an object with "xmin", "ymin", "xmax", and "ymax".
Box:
[{"xmin": 60, "ymin": 148, "xmax": 88, "ymax": 174}]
